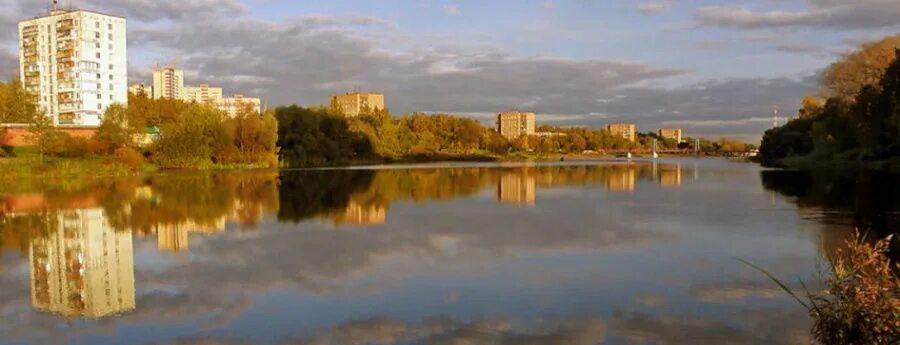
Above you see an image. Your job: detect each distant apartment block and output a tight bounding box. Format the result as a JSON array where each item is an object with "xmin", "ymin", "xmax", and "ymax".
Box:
[
  {"xmin": 150, "ymin": 66, "xmax": 261, "ymax": 116},
  {"xmin": 496, "ymin": 111, "xmax": 536, "ymax": 140},
  {"xmin": 657, "ymin": 128, "xmax": 683, "ymax": 143},
  {"xmin": 217, "ymin": 95, "xmax": 262, "ymax": 117},
  {"xmin": 606, "ymin": 123, "xmax": 636, "ymax": 142},
  {"xmin": 152, "ymin": 65, "xmax": 184, "ymax": 100},
  {"xmin": 128, "ymin": 82, "xmax": 152, "ymax": 97},
  {"xmin": 19, "ymin": 7, "xmax": 128, "ymax": 126},
  {"xmin": 183, "ymin": 84, "xmax": 223, "ymax": 104},
  {"xmin": 30, "ymin": 208, "xmax": 135, "ymax": 318},
  {"xmin": 331, "ymin": 92, "xmax": 385, "ymax": 117}
]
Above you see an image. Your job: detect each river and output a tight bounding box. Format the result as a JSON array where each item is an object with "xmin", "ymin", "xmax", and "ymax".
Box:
[{"xmin": 1, "ymin": 158, "xmax": 895, "ymax": 344}]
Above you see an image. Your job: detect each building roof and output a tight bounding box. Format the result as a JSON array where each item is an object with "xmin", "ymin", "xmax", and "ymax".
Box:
[{"xmin": 20, "ymin": 8, "xmax": 126, "ymax": 24}]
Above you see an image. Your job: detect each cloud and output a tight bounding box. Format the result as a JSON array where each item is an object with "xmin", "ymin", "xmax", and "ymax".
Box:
[
  {"xmin": 288, "ymin": 316, "xmax": 607, "ymax": 345},
  {"xmin": 443, "ymin": 4, "xmax": 460, "ymax": 16},
  {"xmin": 610, "ymin": 311, "xmax": 806, "ymax": 345},
  {"xmin": 774, "ymin": 42, "xmax": 824, "ymax": 55},
  {"xmin": 695, "ymin": 0, "xmax": 900, "ymax": 30},
  {"xmin": 638, "ymin": 2, "xmax": 673, "ymax": 16},
  {"xmin": 692, "ymin": 40, "xmax": 729, "ymax": 51}
]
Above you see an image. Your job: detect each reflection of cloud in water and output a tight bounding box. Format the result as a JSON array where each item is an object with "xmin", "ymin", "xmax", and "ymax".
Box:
[
  {"xmin": 610, "ymin": 311, "xmax": 808, "ymax": 345},
  {"xmin": 690, "ymin": 280, "xmax": 787, "ymax": 303}
]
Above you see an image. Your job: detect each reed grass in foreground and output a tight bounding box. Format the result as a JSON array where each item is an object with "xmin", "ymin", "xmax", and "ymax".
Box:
[{"xmin": 743, "ymin": 232, "xmax": 900, "ymax": 344}]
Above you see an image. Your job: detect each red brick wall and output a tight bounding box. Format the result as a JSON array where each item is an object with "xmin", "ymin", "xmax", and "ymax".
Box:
[{"xmin": 0, "ymin": 126, "xmax": 98, "ymax": 146}]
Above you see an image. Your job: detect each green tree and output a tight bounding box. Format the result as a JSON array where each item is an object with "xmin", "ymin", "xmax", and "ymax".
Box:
[
  {"xmin": 27, "ymin": 113, "xmax": 55, "ymax": 164},
  {"xmin": 96, "ymin": 104, "xmax": 136, "ymax": 150}
]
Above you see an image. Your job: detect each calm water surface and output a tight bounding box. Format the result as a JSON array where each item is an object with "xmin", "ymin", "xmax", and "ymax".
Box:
[{"xmin": 1, "ymin": 159, "xmax": 896, "ymax": 344}]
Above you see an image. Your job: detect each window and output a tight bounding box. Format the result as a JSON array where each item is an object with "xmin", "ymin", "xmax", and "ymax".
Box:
[
  {"xmin": 95, "ymin": 22, "xmax": 100, "ymax": 29},
  {"xmin": 98, "ymin": 103, "xmax": 102, "ymax": 110},
  {"xmin": 95, "ymin": 52, "xmax": 100, "ymax": 59},
  {"xmin": 96, "ymin": 73, "xmax": 101, "ymax": 79},
  {"xmin": 108, "ymin": 24, "xmax": 112, "ymax": 30},
  {"xmin": 95, "ymin": 32, "xmax": 100, "ymax": 39},
  {"xmin": 108, "ymin": 34, "xmax": 112, "ymax": 40},
  {"xmin": 97, "ymin": 93, "xmax": 101, "ymax": 99},
  {"xmin": 108, "ymin": 44, "xmax": 112, "ymax": 50},
  {"xmin": 109, "ymin": 64, "xmax": 113, "ymax": 70},
  {"xmin": 95, "ymin": 42, "xmax": 100, "ymax": 48},
  {"xmin": 109, "ymin": 84, "xmax": 114, "ymax": 91},
  {"xmin": 109, "ymin": 95, "xmax": 113, "ymax": 100},
  {"xmin": 109, "ymin": 75, "xmax": 113, "ymax": 80}
]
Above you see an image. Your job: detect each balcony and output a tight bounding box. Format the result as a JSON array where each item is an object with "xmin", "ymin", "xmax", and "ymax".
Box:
[
  {"xmin": 59, "ymin": 102, "xmax": 82, "ymax": 113},
  {"xmin": 24, "ymin": 55, "xmax": 38, "ymax": 64},
  {"xmin": 57, "ymin": 61, "xmax": 75, "ymax": 70},
  {"xmin": 58, "ymin": 112, "xmax": 76, "ymax": 125},
  {"xmin": 21, "ymin": 25, "xmax": 37, "ymax": 36},
  {"xmin": 58, "ymin": 91, "xmax": 76, "ymax": 103},
  {"xmin": 24, "ymin": 70, "xmax": 40, "ymax": 78}
]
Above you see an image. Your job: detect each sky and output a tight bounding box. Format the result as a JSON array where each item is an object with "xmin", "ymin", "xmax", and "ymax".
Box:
[{"xmin": 2, "ymin": 0, "xmax": 900, "ymax": 141}]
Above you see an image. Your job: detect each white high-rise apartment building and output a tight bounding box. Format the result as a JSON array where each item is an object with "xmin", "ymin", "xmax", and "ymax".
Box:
[
  {"xmin": 19, "ymin": 6, "xmax": 127, "ymax": 127},
  {"xmin": 152, "ymin": 65, "xmax": 184, "ymax": 100}
]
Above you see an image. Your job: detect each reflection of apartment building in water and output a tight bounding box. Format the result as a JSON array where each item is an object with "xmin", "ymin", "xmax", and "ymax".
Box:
[
  {"xmin": 19, "ymin": 7, "xmax": 128, "ymax": 126},
  {"xmin": 606, "ymin": 123, "xmax": 636, "ymax": 142},
  {"xmin": 604, "ymin": 167, "xmax": 636, "ymax": 192},
  {"xmin": 496, "ymin": 111, "xmax": 536, "ymax": 140},
  {"xmin": 334, "ymin": 201, "xmax": 387, "ymax": 226},
  {"xmin": 154, "ymin": 218, "xmax": 227, "ymax": 252},
  {"xmin": 497, "ymin": 172, "xmax": 536, "ymax": 206},
  {"xmin": 330, "ymin": 92, "xmax": 386, "ymax": 117},
  {"xmin": 657, "ymin": 128, "xmax": 683, "ymax": 143},
  {"xmin": 29, "ymin": 208, "xmax": 135, "ymax": 318},
  {"xmin": 658, "ymin": 166, "xmax": 682, "ymax": 188}
]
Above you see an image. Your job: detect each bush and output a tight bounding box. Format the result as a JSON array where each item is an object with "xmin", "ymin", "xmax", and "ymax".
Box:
[
  {"xmin": 746, "ymin": 232, "xmax": 900, "ymax": 345},
  {"xmin": 114, "ymin": 147, "xmax": 144, "ymax": 172},
  {"xmin": 809, "ymin": 233, "xmax": 900, "ymax": 344}
]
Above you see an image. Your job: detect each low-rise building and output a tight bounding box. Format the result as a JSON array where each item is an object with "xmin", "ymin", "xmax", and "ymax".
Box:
[
  {"xmin": 330, "ymin": 92, "xmax": 385, "ymax": 117},
  {"xmin": 657, "ymin": 128, "xmax": 683, "ymax": 143},
  {"xmin": 183, "ymin": 84, "xmax": 223, "ymax": 104},
  {"xmin": 606, "ymin": 123, "xmax": 636, "ymax": 142},
  {"xmin": 216, "ymin": 94, "xmax": 262, "ymax": 117},
  {"xmin": 128, "ymin": 83, "xmax": 153, "ymax": 97},
  {"xmin": 496, "ymin": 111, "xmax": 536, "ymax": 140}
]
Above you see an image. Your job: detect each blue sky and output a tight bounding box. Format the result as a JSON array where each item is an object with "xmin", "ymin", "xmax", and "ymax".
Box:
[{"xmin": 3, "ymin": 0, "xmax": 900, "ymax": 140}]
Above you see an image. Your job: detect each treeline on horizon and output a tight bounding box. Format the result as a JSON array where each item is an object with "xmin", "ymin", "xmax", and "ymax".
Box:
[
  {"xmin": 759, "ymin": 35, "xmax": 900, "ymax": 167},
  {"xmin": 274, "ymin": 105, "xmax": 753, "ymax": 168}
]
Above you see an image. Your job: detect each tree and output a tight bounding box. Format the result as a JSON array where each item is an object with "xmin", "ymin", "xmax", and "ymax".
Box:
[
  {"xmin": 96, "ymin": 104, "xmax": 136, "ymax": 150},
  {"xmin": 27, "ymin": 113, "xmax": 55, "ymax": 164},
  {"xmin": 822, "ymin": 35, "xmax": 900, "ymax": 101},
  {"xmin": 799, "ymin": 95, "xmax": 825, "ymax": 119}
]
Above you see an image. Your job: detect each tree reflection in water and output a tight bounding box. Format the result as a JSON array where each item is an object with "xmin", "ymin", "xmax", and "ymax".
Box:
[{"xmin": 760, "ymin": 169, "xmax": 900, "ymax": 259}]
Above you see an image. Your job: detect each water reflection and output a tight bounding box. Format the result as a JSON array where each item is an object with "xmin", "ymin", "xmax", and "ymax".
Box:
[
  {"xmin": 760, "ymin": 168, "xmax": 900, "ymax": 258},
  {"xmin": 0, "ymin": 163, "xmax": 688, "ymax": 321},
  {"xmin": 30, "ymin": 208, "xmax": 135, "ymax": 318}
]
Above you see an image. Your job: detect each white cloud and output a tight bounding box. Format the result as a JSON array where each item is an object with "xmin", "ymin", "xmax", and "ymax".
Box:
[
  {"xmin": 638, "ymin": 2, "xmax": 673, "ymax": 16},
  {"xmin": 443, "ymin": 4, "xmax": 460, "ymax": 16},
  {"xmin": 695, "ymin": 0, "xmax": 900, "ymax": 30}
]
